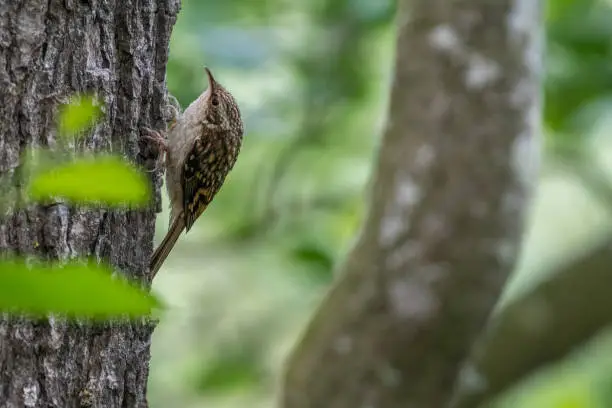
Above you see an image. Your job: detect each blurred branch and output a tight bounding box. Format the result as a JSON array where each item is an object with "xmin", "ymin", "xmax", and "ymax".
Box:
[
  {"xmin": 450, "ymin": 233, "xmax": 612, "ymax": 408},
  {"xmin": 279, "ymin": 0, "xmax": 543, "ymax": 407}
]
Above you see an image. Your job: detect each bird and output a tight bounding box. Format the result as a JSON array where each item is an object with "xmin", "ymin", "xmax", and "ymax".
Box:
[{"xmin": 142, "ymin": 67, "xmax": 244, "ymax": 279}]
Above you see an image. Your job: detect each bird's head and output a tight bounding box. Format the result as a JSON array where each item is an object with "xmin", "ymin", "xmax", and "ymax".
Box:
[{"xmin": 202, "ymin": 67, "xmax": 244, "ymax": 137}]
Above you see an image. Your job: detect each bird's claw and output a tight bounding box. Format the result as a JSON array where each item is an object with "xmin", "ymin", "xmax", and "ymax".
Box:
[
  {"xmin": 140, "ymin": 127, "xmax": 168, "ymax": 172},
  {"xmin": 141, "ymin": 127, "xmax": 168, "ymax": 150}
]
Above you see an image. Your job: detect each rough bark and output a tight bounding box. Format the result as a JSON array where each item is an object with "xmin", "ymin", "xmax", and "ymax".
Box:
[
  {"xmin": 451, "ymin": 233, "xmax": 612, "ymax": 407},
  {"xmin": 0, "ymin": 1, "xmax": 179, "ymax": 407},
  {"xmin": 280, "ymin": 0, "xmax": 542, "ymax": 407}
]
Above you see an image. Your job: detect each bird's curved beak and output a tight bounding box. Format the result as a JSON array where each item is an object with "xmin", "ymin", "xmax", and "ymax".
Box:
[{"xmin": 204, "ymin": 66, "xmax": 216, "ymax": 92}]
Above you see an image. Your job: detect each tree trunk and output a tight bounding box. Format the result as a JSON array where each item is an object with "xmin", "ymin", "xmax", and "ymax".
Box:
[
  {"xmin": 0, "ymin": 1, "xmax": 179, "ymax": 407},
  {"xmin": 280, "ymin": 0, "xmax": 542, "ymax": 407}
]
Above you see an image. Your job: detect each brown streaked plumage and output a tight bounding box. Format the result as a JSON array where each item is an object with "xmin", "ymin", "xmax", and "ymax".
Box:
[{"xmin": 143, "ymin": 67, "xmax": 244, "ymax": 279}]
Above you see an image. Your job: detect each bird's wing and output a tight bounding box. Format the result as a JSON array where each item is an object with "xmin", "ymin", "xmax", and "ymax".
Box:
[{"xmin": 181, "ymin": 134, "xmax": 228, "ymax": 232}]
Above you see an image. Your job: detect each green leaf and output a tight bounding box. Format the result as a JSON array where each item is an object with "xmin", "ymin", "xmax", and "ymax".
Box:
[
  {"xmin": 291, "ymin": 243, "xmax": 334, "ymax": 283},
  {"xmin": 28, "ymin": 155, "xmax": 151, "ymax": 206},
  {"xmin": 196, "ymin": 350, "xmax": 263, "ymax": 393},
  {"xmin": 0, "ymin": 259, "xmax": 160, "ymax": 318},
  {"xmin": 58, "ymin": 94, "xmax": 103, "ymax": 138}
]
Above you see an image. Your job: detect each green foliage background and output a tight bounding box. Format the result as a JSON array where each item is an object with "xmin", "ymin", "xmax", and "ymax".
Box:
[{"xmin": 147, "ymin": 0, "xmax": 612, "ymax": 407}]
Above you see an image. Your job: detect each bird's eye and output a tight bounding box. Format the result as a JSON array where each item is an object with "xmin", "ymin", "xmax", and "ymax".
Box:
[{"xmin": 211, "ymin": 96, "xmax": 219, "ymax": 106}]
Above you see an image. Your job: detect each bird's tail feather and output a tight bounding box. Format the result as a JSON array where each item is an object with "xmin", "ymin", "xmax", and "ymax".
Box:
[{"xmin": 150, "ymin": 215, "xmax": 185, "ymax": 279}]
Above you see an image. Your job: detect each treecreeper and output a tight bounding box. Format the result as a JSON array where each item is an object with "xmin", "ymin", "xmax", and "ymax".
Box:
[{"xmin": 143, "ymin": 67, "xmax": 244, "ymax": 279}]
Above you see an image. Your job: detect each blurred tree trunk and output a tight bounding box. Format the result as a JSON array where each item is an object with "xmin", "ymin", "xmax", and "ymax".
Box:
[
  {"xmin": 0, "ymin": 1, "xmax": 178, "ymax": 407},
  {"xmin": 280, "ymin": 0, "xmax": 542, "ymax": 407}
]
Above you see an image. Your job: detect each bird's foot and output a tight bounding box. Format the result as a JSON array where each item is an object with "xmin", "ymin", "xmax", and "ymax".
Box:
[
  {"xmin": 139, "ymin": 127, "xmax": 168, "ymax": 172},
  {"xmin": 141, "ymin": 127, "xmax": 168, "ymax": 151}
]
